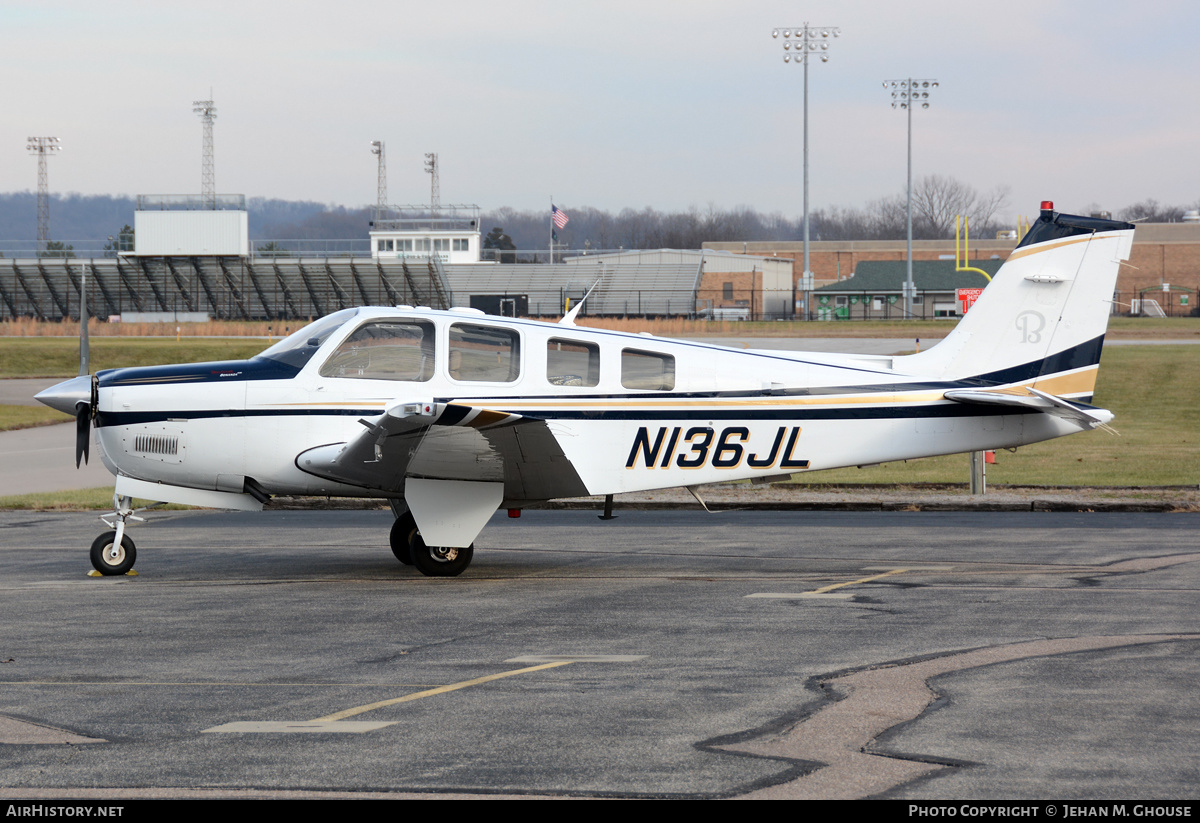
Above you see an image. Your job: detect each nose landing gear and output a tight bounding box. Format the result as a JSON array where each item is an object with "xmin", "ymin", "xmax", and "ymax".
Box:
[{"xmin": 91, "ymin": 494, "xmax": 143, "ymax": 576}]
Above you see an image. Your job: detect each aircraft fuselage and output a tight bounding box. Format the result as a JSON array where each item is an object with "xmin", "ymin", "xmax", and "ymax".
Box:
[{"xmin": 92, "ymin": 306, "xmax": 1081, "ymax": 506}]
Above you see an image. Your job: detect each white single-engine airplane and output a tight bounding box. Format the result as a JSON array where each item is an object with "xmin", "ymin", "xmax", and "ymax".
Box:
[{"xmin": 37, "ymin": 203, "xmax": 1133, "ymax": 577}]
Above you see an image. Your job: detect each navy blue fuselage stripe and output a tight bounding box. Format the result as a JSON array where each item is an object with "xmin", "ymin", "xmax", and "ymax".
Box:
[
  {"xmin": 96, "ymin": 401, "xmax": 1033, "ymax": 428},
  {"xmin": 973, "ymin": 335, "xmax": 1104, "ymax": 386}
]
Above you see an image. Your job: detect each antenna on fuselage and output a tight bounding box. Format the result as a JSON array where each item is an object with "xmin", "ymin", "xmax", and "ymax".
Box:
[{"xmin": 558, "ymin": 278, "xmax": 603, "ymax": 326}]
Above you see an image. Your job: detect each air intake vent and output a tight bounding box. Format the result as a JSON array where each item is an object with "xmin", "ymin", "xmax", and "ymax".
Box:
[
  {"xmin": 122, "ymin": 426, "xmax": 186, "ymax": 463},
  {"xmin": 134, "ymin": 434, "xmax": 179, "ymax": 456}
]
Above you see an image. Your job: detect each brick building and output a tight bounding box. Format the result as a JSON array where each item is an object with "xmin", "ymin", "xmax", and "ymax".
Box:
[{"xmin": 705, "ymin": 222, "xmax": 1200, "ymax": 316}]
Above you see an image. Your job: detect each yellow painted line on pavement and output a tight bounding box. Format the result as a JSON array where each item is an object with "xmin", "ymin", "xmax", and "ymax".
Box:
[
  {"xmin": 810, "ymin": 568, "xmax": 908, "ymax": 594},
  {"xmin": 312, "ymin": 661, "xmax": 574, "ymax": 722}
]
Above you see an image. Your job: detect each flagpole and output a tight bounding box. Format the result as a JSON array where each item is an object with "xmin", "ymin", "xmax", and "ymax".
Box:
[{"xmin": 550, "ymin": 201, "xmax": 569, "ymax": 266}]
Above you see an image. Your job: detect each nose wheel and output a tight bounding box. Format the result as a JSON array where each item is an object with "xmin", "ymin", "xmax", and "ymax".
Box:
[
  {"xmin": 91, "ymin": 493, "xmax": 143, "ymax": 576},
  {"xmin": 90, "ymin": 532, "xmax": 136, "ymax": 576}
]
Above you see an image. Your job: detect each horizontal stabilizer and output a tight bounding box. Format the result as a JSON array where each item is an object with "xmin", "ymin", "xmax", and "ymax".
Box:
[{"xmin": 943, "ymin": 387, "xmax": 1114, "ymax": 430}]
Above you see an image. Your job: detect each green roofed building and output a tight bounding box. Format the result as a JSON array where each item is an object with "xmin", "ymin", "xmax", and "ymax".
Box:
[{"xmin": 811, "ymin": 258, "xmax": 1002, "ymax": 320}]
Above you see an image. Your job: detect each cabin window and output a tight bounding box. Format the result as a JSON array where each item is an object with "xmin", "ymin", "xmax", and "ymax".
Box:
[
  {"xmin": 377, "ymin": 239, "xmax": 394, "ymax": 252},
  {"xmin": 723, "ymin": 282, "xmax": 734, "ymax": 299},
  {"xmin": 397, "ymin": 239, "xmax": 413, "ymax": 252},
  {"xmin": 453, "ymin": 238, "xmax": 470, "ymax": 252},
  {"xmin": 547, "ymin": 338, "xmax": 599, "ymax": 387},
  {"xmin": 318, "ymin": 320, "xmax": 435, "ymax": 381},
  {"xmin": 415, "ymin": 238, "xmax": 432, "ymax": 252},
  {"xmin": 434, "ymin": 238, "xmax": 450, "ymax": 252},
  {"xmin": 449, "ymin": 323, "xmax": 521, "ymax": 382},
  {"xmin": 621, "ymin": 348, "xmax": 675, "ymax": 391}
]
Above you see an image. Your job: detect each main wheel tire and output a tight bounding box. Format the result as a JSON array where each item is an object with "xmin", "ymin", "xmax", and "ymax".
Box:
[
  {"xmin": 90, "ymin": 532, "xmax": 136, "ymax": 576},
  {"xmin": 409, "ymin": 530, "xmax": 473, "ymax": 578},
  {"xmin": 389, "ymin": 513, "xmax": 415, "ymax": 565}
]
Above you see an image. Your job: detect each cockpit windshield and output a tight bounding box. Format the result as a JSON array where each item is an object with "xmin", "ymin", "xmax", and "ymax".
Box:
[{"xmin": 254, "ymin": 308, "xmax": 360, "ymax": 369}]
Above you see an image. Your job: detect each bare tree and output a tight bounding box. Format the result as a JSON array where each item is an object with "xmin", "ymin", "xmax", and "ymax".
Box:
[
  {"xmin": 867, "ymin": 195, "xmax": 909, "ymax": 239},
  {"xmin": 472, "ymin": 181, "xmax": 1018, "ymax": 250},
  {"xmin": 1119, "ymin": 199, "xmax": 1188, "ymax": 223},
  {"xmin": 907, "ymin": 175, "xmax": 1010, "ymax": 238},
  {"xmin": 969, "ymin": 184, "xmax": 1011, "ymax": 231}
]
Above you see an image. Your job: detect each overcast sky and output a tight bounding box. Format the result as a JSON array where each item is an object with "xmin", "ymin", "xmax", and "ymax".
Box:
[{"xmin": 3, "ymin": 0, "xmax": 1197, "ymax": 224}]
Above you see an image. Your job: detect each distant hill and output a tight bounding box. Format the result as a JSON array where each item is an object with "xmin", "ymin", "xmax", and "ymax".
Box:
[
  {"xmin": 0, "ymin": 193, "xmax": 358, "ymax": 244},
  {"xmin": 0, "ymin": 193, "xmax": 915, "ymax": 254},
  {"xmin": 0, "ymin": 192, "xmax": 136, "ymax": 242}
]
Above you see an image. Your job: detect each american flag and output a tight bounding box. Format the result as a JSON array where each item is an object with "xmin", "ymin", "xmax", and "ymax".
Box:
[{"xmin": 552, "ymin": 205, "xmax": 570, "ymax": 229}]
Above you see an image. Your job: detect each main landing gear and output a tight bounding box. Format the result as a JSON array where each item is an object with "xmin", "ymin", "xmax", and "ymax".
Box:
[
  {"xmin": 91, "ymin": 494, "xmax": 142, "ymax": 576},
  {"xmin": 389, "ymin": 511, "xmax": 474, "ymax": 577}
]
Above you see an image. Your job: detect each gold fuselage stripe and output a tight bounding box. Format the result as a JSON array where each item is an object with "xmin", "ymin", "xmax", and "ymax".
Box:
[{"xmin": 249, "ymin": 366, "xmax": 1099, "ymax": 414}]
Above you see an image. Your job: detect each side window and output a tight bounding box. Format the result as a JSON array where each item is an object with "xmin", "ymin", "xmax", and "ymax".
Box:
[
  {"xmin": 621, "ymin": 348, "xmax": 675, "ymax": 391},
  {"xmin": 547, "ymin": 338, "xmax": 599, "ymax": 387},
  {"xmin": 319, "ymin": 321, "xmax": 435, "ymax": 381},
  {"xmin": 449, "ymin": 323, "xmax": 521, "ymax": 382}
]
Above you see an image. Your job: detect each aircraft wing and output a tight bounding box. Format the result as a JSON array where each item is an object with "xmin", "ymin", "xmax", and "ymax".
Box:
[
  {"xmin": 296, "ymin": 401, "xmax": 589, "ymax": 500},
  {"xmin": 942, "ymin": 387, "xmax": 1114, "ymax": 430}
]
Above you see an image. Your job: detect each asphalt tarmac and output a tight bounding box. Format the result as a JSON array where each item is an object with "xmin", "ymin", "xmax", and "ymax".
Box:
[{"xmin": 1, "ymin": 508, "xmax": 1197, "ymax": 799}]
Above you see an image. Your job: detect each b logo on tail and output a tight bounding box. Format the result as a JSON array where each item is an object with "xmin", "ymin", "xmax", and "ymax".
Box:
[{"xmin": 1016, "ymin": 310, "xmax": 1045, "ymax": 345}]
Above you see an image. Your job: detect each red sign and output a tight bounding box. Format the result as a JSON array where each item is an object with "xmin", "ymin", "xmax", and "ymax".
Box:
[{"xmin": 957, "ymin": 287, "xmax": 984, "ymax": 314}]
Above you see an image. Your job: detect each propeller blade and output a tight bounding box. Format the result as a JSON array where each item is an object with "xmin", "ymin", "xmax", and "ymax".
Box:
[
  {"xmin": 75, "ymin": 401, "xmax": 90, "ymax": 468},
  {"xmin": 75, "ymin": 263, "xmax": 92, "ymax": 468},
  {"xmin": 78, "ymin": 262, "xmax": 90, "ymax": 377}
]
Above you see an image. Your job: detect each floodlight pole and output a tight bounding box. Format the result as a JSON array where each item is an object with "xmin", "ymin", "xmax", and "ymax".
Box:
[
  {"xmin": 772, "ymin": 24, "xmax": 838, "ymax": 320},
  {"xmin": 27, "ymin": 136, "xmax": 61, "ymax": 256},
  {"xmin": 884, "ymin": 78, "xmax": 938, "ymax": 319},
  {"xmin": 371, "ymin": 141, "xmax": 387, "ymax": 222},
  {"xmin": 424, "ymin": 153, "xmax": 440, "ymax": 218},
  {"xmin": 193, "ymin": 99, "xmax": 217, "ymax": 210}
]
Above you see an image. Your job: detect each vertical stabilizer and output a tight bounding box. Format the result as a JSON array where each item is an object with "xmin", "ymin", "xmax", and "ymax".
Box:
[{"xmin": 896, "ymin": 204, "xmax": 1134, "ymax": 398}]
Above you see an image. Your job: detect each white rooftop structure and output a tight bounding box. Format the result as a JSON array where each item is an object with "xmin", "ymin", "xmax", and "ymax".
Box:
[
  {"xmin": 133, "ymin": 194, "xmax": 249, "ymax": 257},
  {"xmin": 369, "ymin": 204, "xmax": 482, "ymax": 264}
]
